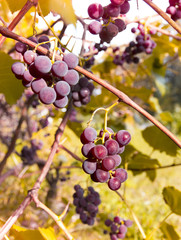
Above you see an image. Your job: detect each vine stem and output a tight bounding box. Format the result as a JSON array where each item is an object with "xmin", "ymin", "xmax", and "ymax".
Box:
[
  {"xmin": 0, "ymin": 102, "xmax": 72, "ymax": 240},
  {"xmin": 0, "ymin": 0, "xmax": 38, "ymax": 47},
  {"xmin": 116, "ymin": 191, "xmax": 146, "ymax": 239},
  {"xmin": 31, "ymin": 195, "xmax": 74, "ymax": 240},
  {"xmin": 0, "ymin": 26, "xmax": 180, "ymax": 149},
  {"xmin": 146, "ymin": 211, "xmax": 172, "ymax": 240},
  {"xmin": 142, "ymin": 0, "xmax": 181, "ymax": 35}
]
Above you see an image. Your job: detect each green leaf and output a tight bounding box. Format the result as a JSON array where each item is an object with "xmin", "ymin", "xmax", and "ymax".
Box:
[
  {"xmin": 5, "ymin": 0, "xmax": 26, "ymax": 13},
  {"xmin": 163, "ymin": 186, "xmax": 181, "ymax": 215},
  {"xmin": 128, "ymin": 151, "xmax": 160, "ymax": 181},
  {"xmin": 142, "ymin": 126, "xmax": 179, "ymax": 156},
  {"xmin": 0, "ymin": 52, "xmax": 24, "ymax": 104},
  {"xmin": 160, "ymin": 222, "xmax": 180, "ymax": 240},
  {"xmin": 39, "ymin": 0, "xmax": 76, "ymax": 25},
  {"xmin": 10, "ymin": 225, "xmax": 44, "ymax": 240}
]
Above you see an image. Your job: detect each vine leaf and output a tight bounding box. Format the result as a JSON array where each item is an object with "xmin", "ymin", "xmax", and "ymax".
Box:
[
  {"xmin": 142, "ymin": 126, "xmax": 178, "ymax": 156},
  {"xmin": 160, "ymin": 222, "xmax": 180, "ymax": 240},
  {"xmin": 163, "ymin": 186, "xmax": 181, "ymax": 215},
  {"xmin": 5, "ymin": 0, "xmax": 26, "ymax": 13},
  {"xmin": 39, "ymin": 0, "xmax": 76, "ymax": 25},
  {"xmin": 0, "ymin": 52, "xmax": 24, "ymax": 104}
]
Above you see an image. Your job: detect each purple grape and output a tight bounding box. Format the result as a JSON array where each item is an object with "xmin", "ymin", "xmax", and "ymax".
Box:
[
  {"xmin": 38, "ymin": 35, "xmax": 50, "ymax": 47},
  {"xmin": 99, "ymin": 127, "xmax": 114, "ymax": 140},
  {"xmin": 31, "ymin": 78, "xmax": 47, "ymax": 93},
  {"xmin": 106, "ymin": 23, "xmax": 119, "ymax": 37},
  {"xmin": 82, "ymin": 127, "xmax": 97, "ymax": 143},
  {"xmin": 87, "ymin": 217, "xmax": 95, "ymax": 225},
  {"xmin": 119, "ymin": 224, "xmax": 127, "ymax": 234},
  {"xmin": 113, "ymin": 168, "xmax": 128, "ymax": 183},
  {"xmin": 53, "ymin": 96, "xmax": 68, "ymax": 108},
  {"xmin": 105, "ymin": 219, "xmax": 112, "ymax": 226},
  {"xmin": 92, "ymin": 145, "xmax": 108, "ymax": 159},
  {"xmin": 29, "ymin": 63, "xmax": 43, "ymax": 78},
  {"xmin": 63, "ymin": 69, "xmax": 79, "ymax": 86},
  {"xmin": 81, "ymin": 142, "xmax": 95, "ymax": 158},
  {"xmin": 104, "ymin": 139, "xmax": 119, "ymax": 155},
  {"xmin": 79, "ymin": 87, "xmax": 90, "ymax": 98},
  {"xmin": 73, "ymin": 101, "xmax": 82, "ymax": 108},
  {"xmin": 22, "ymin": 79, "xmax": 31, "ymax": 87},
  {"xmin": 88, "ymin": 21, "xmax": 102, "ymax": 35},
  {"xmin": 51, "ymin": 60, "xmax": 68, "ymax": 77},
  {"xmin": 23, "ymin": 70, "xmax": 34, "ymax": 83},
  {"xmin": 166, "ymin": 6, "xmax": 177, "ymax": 15},
  {"xmin": 54, "ymin": 81, "xmax": 70, "ymax": 97},
  {"xmin": 114, "ymin": 19, "xmax": 126, "ymax": 32},
  {"xmin": 111, "ymin": 223, "xmax": 118, "ymax": 232},
  {"xmin": 82, "ymin": 160, "xmax": 97, "ymax": 174},
  {"xmin": 124, "ymin": 219, "xmax": 133, "ymax": 227},
  {"xmin": 107, "ymin": 4, "xmax": 120, "ymax": 17},
  {"xmin": 117, "ymin": 233, "xmax": 125, "ymax": 238},
  {"xmin": 108, "ymin": 177, "xmax": 121, "ymax": 190},
  {"xmin": 39, "ymin": 87, "xmax": 56, "ymax": 104},
  {"xmin": 23, "ymin": 50, "xmax": 37, "ymax": 65},
  {"xmin": 11, "ymin": 62, "xmax": 25, "ymax": 77},
  {"xmin": 72, "ymin": 91, "xmax": 80, "ymax": 101},
  {"xmin": 34, "ymin": 56, "xmax": 52, "ymax": 74},
  {"xmin": 94, "ymin": 169, "xmax": 110, "ymax": 182},
  {"xmin": 102, "ymin": 156, "xmax": 116, "ymax": 171},
  {"xmin": 79, "ymin": 77, "xmax": 89, "ymax": 87},
  {"xmin": 114, "ymin": 216, "xmax": 121, "ymax": 223},
  {"xmin": 111, "ymin": 155, "xmax": 122, "ymax": 167},
  {"xmin": 131, "ymin": 27, "xmax": 136, "ymax": 33},
  {"xmin": 110, "ymin": 234, "xmax": 118, "ymax": 240},
  {"xmin": 15, "ymin": 42, "xmax": 27, "ymax": 54},
  {"xmin": 116, "ymin": 130, "xmax": 131, "ymax": 146},
  {"xmin": 81, "ymin": 95, "xmax": 91, "ymax": 105},
  {"xmin": 120, "ymin": 1, "xmax": 130, "ymax": 14},
  {"xmin": 63, "ymin": 53, "xmax": 79, "ymax": 69},
  {"xmin": 88, "ymin": 3, "xmax": 104, "ymax": 19},
  {"xmin": 111, "ymin": 0, "xmax": 125, "ymax": 6},
  {"xmin": 87, "ymin": 82, "xmax": 95, "ymax": 93}
]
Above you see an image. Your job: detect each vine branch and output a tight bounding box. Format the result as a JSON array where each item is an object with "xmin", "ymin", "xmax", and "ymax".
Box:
[
  {"xmin": 0, "ymin": 25, "xmax": 180, "ymax": 148},
  {"xmin": 0, "ymin": 102, "xmax": 72, "ymax": 239},
  {"xmin": 0, "ymin": 0, "xmax": 38, "ymax": 47}
]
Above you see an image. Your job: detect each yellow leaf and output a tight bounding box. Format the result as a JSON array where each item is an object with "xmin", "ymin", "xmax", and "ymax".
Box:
[
  {"xmin": 39, "ymin": 0, "xmax": 76, "ymax": 25},
  {"xmin": 38, "ymin": 227, "xmax": 57, "ymax": 240},
  {"xmin": 5, "ymin": 0, "xmax": 26, "ymax": 13}
]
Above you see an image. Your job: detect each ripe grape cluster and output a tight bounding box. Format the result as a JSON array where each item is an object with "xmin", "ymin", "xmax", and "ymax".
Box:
[
  {"xmin": 81, "ymin": 127, "xmax": 131, "ymax": 191},
  {"xmin": 113, "ymin": 24, "xmax": 156, "ymax": 65},
  {"xmin": 104, "ymin": 216, "xmax": 133, "ymax": 240},
  {"xmin": 72, "ymin": 77, "xmax": 95, "ymax": 107},
  {"xmin": 11, "ymin": 35, "xmax": 94, "ymax": 109},
  {"xmin": 73, "ymin": 185, "xmax": 101, "ymax": 225},
  {"xmin": 21, "ymin": 139, "xmax": 43, "ymax": 165},
  {"xmin": 166, "ymin": 0, "xmax": 181, "ymax": 21},
  {"xmin": 87, "ymin": 0, "xmax": 130, "ymax": 43}
]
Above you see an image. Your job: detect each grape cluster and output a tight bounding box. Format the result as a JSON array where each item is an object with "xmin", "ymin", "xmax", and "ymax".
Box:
[
  {"xmin": 87, "ymin": 1, "xmax": 130, "ymax": 43},
  {"xmin": 104, "ymin": 216, "xmax": 133, "ymax": 240},
  {"xmin": 81, "ymin": 127, "xmax": 131, "ymax": 191},
  {"xmin": 73, "ymin": 185, "xmax": 101, "ymax": 225},
  {"xmin": 11, "ymin": 35, "xmax": 93, "ymax": 108},
  {"xmin": 72, "ymin": 77, "xmax": 94, "ymax": 107},
  {"xmin": 113, "ymin": 24, "xmax": 156, "ymax": 65},
  {"xmin": 166, "ymin": 0, "xmax": 181, "ymax": 21},
  {"xmin": 21, "ymin": 139, "xmax": 43, "ymax": 165}
]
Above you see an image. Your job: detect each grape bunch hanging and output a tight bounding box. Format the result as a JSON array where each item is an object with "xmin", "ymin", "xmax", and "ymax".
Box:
[
  {"xmin": 113, "ymin": 23, "xmax": 157, "ymax": 65},
  {"xmin": 87, "ymin": 0, "xmax": 131, "ymax": 43},
  {"xmin": 81, "ymin": 126, "xmax": 131, "ymax": 191},
  {"xmin": 104, "ymin": 216, "xmax": 133, "ymax": 240},
  {"xmin": 73, "ymin": 185, "xmax": 101, "ymax": 225},
  {"xmin": 166, "ymin": 0, "xmax": 181, "ymax": 21},
  {"xmin": 11, "ymin": 35, "xmax": 94, "ymax": 108}
]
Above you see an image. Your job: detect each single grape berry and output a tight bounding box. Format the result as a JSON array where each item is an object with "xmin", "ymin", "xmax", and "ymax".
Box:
[
  {"xmin": 39, "ymin": 87, "xmax": 57, "ymax": 104},
  {"xmin": 34, "ymin": 56, "xmax": 52, "ymax": 74},
  {"xmin": 51, "ymin": 60, "xmax": 68, "ymax": 77},
  {"xmin": 92, "ymin": 144, "xmax": 108, "ymax": 160},
  {"xmin": 63, "ymin": 53, "xmax": 79, "ymax": 69},
  {"xmin": 108, "ymin": 177, "xmax": 121, "ymax": 191},
  {"xmin": 88, "ymin": 21, "xmax": 102, "ymax": 35},
  {"xmin": 116, "ymin": 130, "xmax": 131, "ymax": 146},
  {"xmin": 88, "ymin": 3, "xmax": 104, "ymax": 19},
  {"xmin": 82, "ymin": 127, "xmax": 97, "ymax": 143}
]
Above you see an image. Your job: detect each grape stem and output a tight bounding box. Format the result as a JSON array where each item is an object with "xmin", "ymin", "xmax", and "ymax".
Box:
[
  {"xmin": 145, "ymin": 211, "xmax": 172, "ymax": 240},
  {"xmin": 116, "ymin": 191, "xmax": 147, "ymax": 239},
  {"xmin": 31, "ymin": 194, "xmax": 74, "ymax": 240},
  {"xmin": 0, "ymin": 26, "xmax": 180, "ymax": 149}
]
